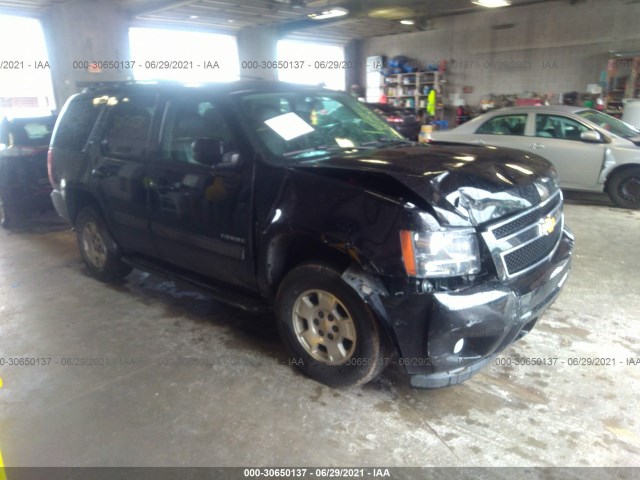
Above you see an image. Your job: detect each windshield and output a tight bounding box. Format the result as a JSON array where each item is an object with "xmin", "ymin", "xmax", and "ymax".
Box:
[
  {"xmin": 577, "ymin": 109, "xmax": 640, "ymax": 139},
  {"xmin": 237, "ymin": 91, "xmax": 405, "ymax": 161}
]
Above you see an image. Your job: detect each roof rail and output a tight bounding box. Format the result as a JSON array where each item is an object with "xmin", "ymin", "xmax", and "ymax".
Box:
[{"xmin": 80, "ymin": 79, "xmax": 184, "ymax": 93}]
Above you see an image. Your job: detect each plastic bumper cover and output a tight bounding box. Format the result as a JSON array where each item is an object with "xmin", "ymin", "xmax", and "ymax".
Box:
[
  {"xmin": 384, "ymin": 227, "xmax": 574, "ymax": 388},
  {"xmin": 50, "ymin": 188, "xmax": 71, "ymax": 223}
]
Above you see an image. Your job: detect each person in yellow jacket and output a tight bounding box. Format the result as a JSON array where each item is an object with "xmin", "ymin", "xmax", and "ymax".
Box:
[{"xmin": 427, "ymin": 88, "xmax": 437, "ymax": 117}]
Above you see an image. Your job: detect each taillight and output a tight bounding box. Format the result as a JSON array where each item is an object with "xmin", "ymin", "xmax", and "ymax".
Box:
[
  {"xmin": 47, "ymin": 148, "xmax": 58, "ymax": 188},
  {"xmin": 387, "ymin": 116, "xmax": 404, "ymax": 123}
]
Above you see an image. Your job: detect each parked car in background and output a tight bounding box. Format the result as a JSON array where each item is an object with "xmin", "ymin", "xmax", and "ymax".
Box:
[
  {"xmin": 0, "ymin": 115, "xmax": 56, "ymax": 228},
  {"xmin": 49, "ymin": 81, "xmax": 573, "ymax": 388},
  {"xmin": 428, "ymin": 106, "xmax": 640, "ymax": 208},
  {"xmin": 366, "ymin": 103, "xmax": 421, "ymax": 140}
]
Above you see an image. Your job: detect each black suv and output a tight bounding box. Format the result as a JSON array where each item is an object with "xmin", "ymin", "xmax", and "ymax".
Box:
[
  {"xmin": 49, "ymin": 81, "xmax": 574, "ymax": 388},
  {"xmin": 0, "ymin": 115, "xmax": 56, "ymax": 228}
]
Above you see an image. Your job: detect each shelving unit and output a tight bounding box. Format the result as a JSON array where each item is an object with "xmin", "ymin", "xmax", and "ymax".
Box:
[
  {"xmin": 605, "ymin": 55, "xmax": 640, "ymax": 117},
  {"xmin": 384, "ymin": 71, "xmax": 444, "ymax": 119}
]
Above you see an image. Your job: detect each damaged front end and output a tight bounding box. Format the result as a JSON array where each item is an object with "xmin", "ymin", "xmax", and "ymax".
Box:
[
  {"xmin": 289, "ymin": 143, "xmax": 574, "ymax": 387},
  {"xmin": 382, "ymin": 160, "xmax": 574, "ymax": 387}
]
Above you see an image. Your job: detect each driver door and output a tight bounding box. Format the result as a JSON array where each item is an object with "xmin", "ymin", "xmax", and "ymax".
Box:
[
  {"xmin": 528, "ymin": 114, "xmax": 606, "ymax": 189},
  {"xmin": 147, "ymin": 95, "xmax": 255, "ymax": 288}
]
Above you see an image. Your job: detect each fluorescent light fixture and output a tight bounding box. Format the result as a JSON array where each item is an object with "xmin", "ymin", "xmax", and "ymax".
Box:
[
  {"xmin": 400, "ymin": 19, "xmax": 414, "ymax": 25},
  {"xmin": 472, "ymin": 0, "xmax": 512, "ymax": 7},
  {"xmin": 308, "ymin": 7, "xmax": 348, "ymax": 20}
]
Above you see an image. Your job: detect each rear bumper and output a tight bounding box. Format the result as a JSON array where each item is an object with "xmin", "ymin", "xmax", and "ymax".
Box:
[
  {"xmin": 0, "ymin": 185, "xmax": 52, "ymax": 211},
  {"xmin": 50, "ymin": 188, "xmax": 71, "ymax": 223},
  {"xmin": 383, "ymin": 227, "xmax": 574, "ymax": 388}
]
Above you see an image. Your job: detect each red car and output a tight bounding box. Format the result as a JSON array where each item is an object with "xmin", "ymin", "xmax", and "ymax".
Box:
[{"xmin": 0, "ymin": 115, "xmax": 56, "ymax": 228}]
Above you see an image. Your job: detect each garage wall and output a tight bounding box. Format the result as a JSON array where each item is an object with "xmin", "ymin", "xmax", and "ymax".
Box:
[{"xmin": 360, "ymin": 0, "xmax": 640, "ymax": 105}]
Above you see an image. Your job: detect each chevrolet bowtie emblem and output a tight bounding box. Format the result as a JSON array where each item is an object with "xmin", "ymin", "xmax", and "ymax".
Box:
[{"xmin": 539, "ymin": 215, "xmax": 557, "ymax": 236}]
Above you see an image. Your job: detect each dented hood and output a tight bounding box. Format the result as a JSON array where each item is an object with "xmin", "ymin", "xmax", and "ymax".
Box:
[{"xmin": 292, "ymin": 144, "xmax": 559, "ymax": 227}]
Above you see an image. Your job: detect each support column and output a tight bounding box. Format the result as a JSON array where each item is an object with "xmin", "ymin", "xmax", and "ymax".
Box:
[
  {"xmin": 41, "ymin": 0, "xmax": 131, "ymax": 108},
  {"xmin": 236, "ymin": 26, "xmax": 279, "ymax": 81}
]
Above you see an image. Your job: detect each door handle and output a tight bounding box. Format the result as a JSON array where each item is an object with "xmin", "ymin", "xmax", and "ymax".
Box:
[
  {"xmin": 149, "ymin": 178, "xmax": 177, "ymax": 194},
  {"xmin": 530, "ymin": 143, "xmax": 545, "ymax": 149},
  {"xmin": 91, "ymin": 166, "xmax": 108, "ymax": 179}
]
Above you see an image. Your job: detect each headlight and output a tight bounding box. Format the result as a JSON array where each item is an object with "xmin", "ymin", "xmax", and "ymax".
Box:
[{"xmin": 400, "ymin": 229, "xmax": 481, "ymax": 278}]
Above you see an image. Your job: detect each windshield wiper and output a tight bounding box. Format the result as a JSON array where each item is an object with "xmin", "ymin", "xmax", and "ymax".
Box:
[
  {"xmin": 361, "ymin": 138, "xmax": 415, "ymax": 147},
  {"xmin": 283, "ymin": 145, "xmax": 374, "ymax": 158}
]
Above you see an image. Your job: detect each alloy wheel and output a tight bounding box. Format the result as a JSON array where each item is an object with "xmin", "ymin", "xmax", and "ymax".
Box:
[{"xmin": 291, "ymin": 289, "xmax": 357, "ymax": 365}]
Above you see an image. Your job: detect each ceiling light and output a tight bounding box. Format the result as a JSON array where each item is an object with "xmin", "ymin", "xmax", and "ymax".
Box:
[
  {"xmin": 308, "ymin": 7, "xmax": 348, "ymax": 20},
  {"xmin": 472, "ymin": 0, "xmax": 512, "ymax": 7},
  {"xmin": 400, "ymin": 19, "xmax": 414, "ymax": 25}
]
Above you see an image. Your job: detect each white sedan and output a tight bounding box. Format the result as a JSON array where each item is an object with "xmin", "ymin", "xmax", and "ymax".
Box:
[{"xmin": 428, "ymin": 106, "xmax": 640, "ymax": 208}]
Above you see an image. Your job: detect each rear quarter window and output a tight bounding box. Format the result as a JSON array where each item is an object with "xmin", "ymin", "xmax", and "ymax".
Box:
[{"xmin": 52, "ymin": 97, "xmax": 102, "ymax": 152}]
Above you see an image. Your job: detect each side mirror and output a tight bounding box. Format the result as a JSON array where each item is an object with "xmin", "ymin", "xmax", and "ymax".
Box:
[
  {"xmin": 192, "ymin": 138, "xmax": 222, "ymax": 166},
  {"xmin": 580, "ymin": 131, "xmax": 604, "ymax": 143}
]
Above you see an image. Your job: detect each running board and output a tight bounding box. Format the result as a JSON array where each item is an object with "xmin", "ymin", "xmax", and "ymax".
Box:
[{"xmin": 122, "ymin": 256, "xmax": 271, "ymax": 314}]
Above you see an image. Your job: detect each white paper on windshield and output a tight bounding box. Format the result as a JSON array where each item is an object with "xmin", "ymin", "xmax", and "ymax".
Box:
[
  {"xmin": 264, "ymin": 112, "xmax": 314, "ymax": 141},
  {"xmin": 335, "ymin": 138, "xmax": 355, "ymax": 148}
]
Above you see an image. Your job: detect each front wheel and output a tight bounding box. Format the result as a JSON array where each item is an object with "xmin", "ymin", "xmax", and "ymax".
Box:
[
  {"xmin": 76, "ymin": 206, "xmax": 132, "ymax": 282},
  {"xmin": 607, "ymin": 167, "xmax": 640, "ymax": 209},
  {"xmin": 275, "ymin": 262, "xmax": 389, "ymax": 387}
]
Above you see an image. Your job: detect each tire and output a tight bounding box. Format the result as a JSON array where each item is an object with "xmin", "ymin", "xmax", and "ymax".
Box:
[
  {"xmin": 76, "ymin": 206, "xmax": 132, "ymax": 282},
  {"xmin": 275, "ymin": 262, "xmax": 389, "ymax": 387},
  {"xmin": 0, "ymin": 192, "xmax": 16, "ymax": 229},
  {"xmin": 607, "ymin": 167, "xmax": 640, "ymax": 209}
]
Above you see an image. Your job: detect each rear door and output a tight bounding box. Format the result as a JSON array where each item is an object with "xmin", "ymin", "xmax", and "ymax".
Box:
[
  {"xmin": 147, "ymin": 94, "xmax": 255, "ymax": 288},
  {"xmin": 91, "ymin": 93, "xmax": 158, "ymax": 254},
  {"xmin": 468, "ymin": 113, "xmax": 532, "ymax": 149}
]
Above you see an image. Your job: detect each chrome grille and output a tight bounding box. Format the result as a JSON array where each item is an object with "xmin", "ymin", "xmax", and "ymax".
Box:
[
  {"xmin": 503, "ymin": 223, "xmax": 562, "ymax": 275},
  {"xmin": 492, "ymin": 194, "xmax": 561, "ymax": 239},
  {"xmin": 482, "ymin": 190, "xmax": 564, "ymax": 280}
]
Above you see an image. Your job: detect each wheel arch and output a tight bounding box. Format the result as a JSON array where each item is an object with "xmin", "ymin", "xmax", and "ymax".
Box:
[
  {"xmin": 604, "ymin": 163, "xmax": 640, "ymax": 191},
  {"xmin": 64, "ymin": 186, "xmax": 103, "ymax": 226},
  {"xmin": 264, "ymin": 232, "xmax": 399, "ymax": 355},
  {"xmin": 264, "ymin": 233, "xmax": 353, "ymax": 297}
]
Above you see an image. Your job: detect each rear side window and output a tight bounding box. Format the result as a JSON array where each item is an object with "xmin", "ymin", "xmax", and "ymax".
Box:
[
  {"xmin": 17, "ymin": 118, "xmax": 56, "ymax": 145},
  {"xmin": 476, "ymin": 114, "xmax": 528, "ymax": 136},
  {"xmin": 102, "ymin": 95, "xmax": 157, "ymax": 160},
  {"xmin": 52, "ymin": 97, "xmax": 101, "ymax": 152}
]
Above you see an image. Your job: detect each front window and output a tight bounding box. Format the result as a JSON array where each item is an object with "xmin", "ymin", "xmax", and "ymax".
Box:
[
  {"xmin": 577, "ymin": 109, "xmax": 640, "ymax": 139},
  {"xmin": 236, "ymin": 91, "xmax": 404, "ymax": 162},
  {"xmin": 160, "ymin": 98, "xmax": 235, "ymax": 166},
  {"xmin": 535, "ymin": 114, "xmax": 590, "ymax": 141}
]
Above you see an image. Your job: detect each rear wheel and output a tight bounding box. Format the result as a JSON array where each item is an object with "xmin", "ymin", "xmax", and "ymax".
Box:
[
  {"xmin": 276, "ymin": 262, "xmax": 389, "ymax": 387},
  {"xmin": 76, "ymin": 206, "xmax": 132, "ymax": 282},
  {"xmin": 607, "ymin": 167, "xmax": 640, "ymax": 209}
]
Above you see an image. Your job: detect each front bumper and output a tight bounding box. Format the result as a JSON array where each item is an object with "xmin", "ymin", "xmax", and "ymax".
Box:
[{"xmin": 383, "ymin": 227, "xmax": 574, "ymax": 388}]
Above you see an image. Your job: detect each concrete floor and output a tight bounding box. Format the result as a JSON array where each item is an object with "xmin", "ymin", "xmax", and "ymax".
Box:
[{"xmin": 0, "ymin": 191, "xmax": 639, "ymax": 469}]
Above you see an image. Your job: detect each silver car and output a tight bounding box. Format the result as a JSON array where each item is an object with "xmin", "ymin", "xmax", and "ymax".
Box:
[{"xmin": 429, "ymin": 106, "xmax": 640, "ymax": 208}]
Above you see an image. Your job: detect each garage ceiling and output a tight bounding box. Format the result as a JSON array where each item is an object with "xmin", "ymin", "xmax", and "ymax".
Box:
[{"xmin": 1, "ymin": 0, "xmax": 568, "ymax": 43}]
